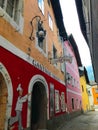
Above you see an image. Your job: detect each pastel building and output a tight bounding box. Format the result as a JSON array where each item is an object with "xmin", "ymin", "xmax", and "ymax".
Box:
[
  {"xmin": 86, "ymin": 81, "xmax": 98, "ymax": 111},
  {"xmin": 64, "ymin": 35, "xmax": 82, "ymax": 115},
  {"xmin": 79, "ymin": 67, "xmax": 90, "ymax": 112},
  {"xmin": 91, "ymin": 84, "xmax": 98, "ymax": 111}
]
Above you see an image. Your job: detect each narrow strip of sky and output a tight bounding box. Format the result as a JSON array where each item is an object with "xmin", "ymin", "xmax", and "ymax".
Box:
[{"xmin": 60, "ymin": 0, "xmax": 92, "ymax": 67}]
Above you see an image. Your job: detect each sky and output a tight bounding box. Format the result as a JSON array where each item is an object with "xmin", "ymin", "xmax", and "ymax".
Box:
[{"xmin": 60, "ymin": 0, "xmax": 92, "ymax": 67}]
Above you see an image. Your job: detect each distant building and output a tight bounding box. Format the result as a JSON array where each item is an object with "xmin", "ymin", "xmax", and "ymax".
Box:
[
  {"xmin": 86, "ymin": 84, "xmax": 94, "ymax": 110},
  {"xmin": 79, "ymin": 67, "xmax": 90, "ymax": 112},
  {"xmin": 86, "ymin": 81, "xmax": 98, "ymax": 111},
  {"xmin": 91, "ymin": 84, "xmax": 98, "ymax": 111}
]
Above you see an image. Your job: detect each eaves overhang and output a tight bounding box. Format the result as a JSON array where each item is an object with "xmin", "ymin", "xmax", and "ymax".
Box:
[
  {"xmin": 75, "ymin": 0, "xmax": 88, "ymax": 43},
  {"xmin": 79, "ymin": 67, "xmax": 90, "ymax": 84},
  {"xmin": 50, "ymin": 0, "xmax": 67, "ymax": 40},
  {"xmin": 68, "ymin": 34, "xmax": 82, "ymax": 67}
]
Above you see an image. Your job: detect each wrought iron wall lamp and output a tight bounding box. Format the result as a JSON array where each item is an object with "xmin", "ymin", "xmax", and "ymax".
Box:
[{"xmin": 29, "ymin": 16, "xmax": 46, "ymax": 41}]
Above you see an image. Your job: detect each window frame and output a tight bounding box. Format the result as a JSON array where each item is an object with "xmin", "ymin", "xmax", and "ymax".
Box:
[
  {"xmin": 61, "ymin": 92, "xmax": 66, "ymax": 112},
  {"xmin": 53, "ymin": 45, "xmax": 57, "ymax": 59},
  {"xmin": 96, "ymin": 97, "xmax": 98, "ymax": 102},
  {"xmin": 95, "ymin": 88, "xmax": 98, "ymax": 93},
  {"xmin": 72, "ymin": 98, "xmax": 74, "ymax": 110},
  {"xmin": 0, "ymin": 0, "xmax": 18, "ymax": 22},
  {"xmin": 38, "ymin": 0, "xmax": 44, "ymax": 15},
  {"xmin": 82, "ymin": 85, "xmax": 84, "ymax": 92},
  {"xmin": 55, "ymin": 90, "xmax": 60, "ymax": 113},
  {"xmin": 47, "ymin": 0, "xmax": 51, "ymax": 6},
  {"xmin": 6, "ymin": 0, "xmax": 15, "ymax": 18},
  {"xmin": 48, "ymin": 13, "xmax": 53, "ymax": 31},
  {"xmin": 0, "ymin": 0, "xmax": 24, "ymax": 33},
  {"xmin": 52, "ymin": 44, "xmax": 58, "ymax": 66},
  {"xmin": 50, "ymin": 83, "xmax": 55, "ymax": 117}
]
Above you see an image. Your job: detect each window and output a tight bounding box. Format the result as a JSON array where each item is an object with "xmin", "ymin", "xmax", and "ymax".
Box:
[
  {"xmin": 88, "ymin": 90, "xmax": 91, "ymax": 96},
  {"xmin": 38, "ymin": 0, "xmax": 44, "ymax": 14},
  {"xmin": 48, "ymin": 13, "xmax": 53, "ymax": 30},
  {"xmin": 50, "ymin": 84, "xmax": 54, "ymax": 117},
  {"xmin": 95, "ymin": 88, "xmax": 98, "ymax": 93},
  {"xmin": 60, "ymin": 62, "xmax": 65, "ymax": 73},
  {"xmin": 47, "ymin": 0, "xmax": 51, "ymax": 6},
  {"xmin": 52, "ymin": 45, "xmax": 58, "ymax": 65},
  {"xmin": 55, "ymin": 90, "xmax": 60, "ymax": 113},
  {"xmin": 96, "ymin": 97, "xmax": 98, "ymax": 102},
  {"xmin": 66, "ymin": 73, "xmax": 71, "ymax": 84},
  {"xmin": 82, "ymin": 85, "xmax": 84, "ymax": 92},
  {"xmin": 0, "ymin": 0, "xmax": 4, "ymax": 8},
  {"xmin": 0, "ymin": 0, "xmax": 23, "ymax": 26},
  {"xmin": 0, "ymin": 0, "xmax": 24, "ymax": 33},
  {"xmin": 61, "ymin": 92, "xmax": 66, "ymax": 112},
  {"xmin": 53, "ymin": 45, "xmax": 57, "ymax": 59},
  {"xmin": 6, "ymin": 0, "xmax": 15, "ymax": 17},
  {"xmin": 72, "ymin": 98, "xmax": 74, "ymax": 110}
]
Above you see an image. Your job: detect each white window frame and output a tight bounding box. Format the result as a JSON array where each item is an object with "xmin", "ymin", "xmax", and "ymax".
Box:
[
  {"xmin": 60, "ymin": 62, "xmax": 65, "ymax": 73},
  {"xmin": 52, "ymin": 44, "xmax": 58, "ymax": 67},
  {"xmin": 38, "ymin": 0, "xmax": 44, "ymax": 14},
  {"xmin": 0, "ymin": 0, "xmax": 24, "ymax": 33},
  {"xmin": 72, "ymin": 98, "xmax": 74, "ymax": 110},
  {"xmin": 55, "ymin": 90, "xmax": 60, "ymax": 113},
  {"xmin": 48, "ymin": 13, "xmax": 53, "ymax": 31},
  {"xmin": 61, "ymin": 92, "xmax": 66, "ymax": 112}
]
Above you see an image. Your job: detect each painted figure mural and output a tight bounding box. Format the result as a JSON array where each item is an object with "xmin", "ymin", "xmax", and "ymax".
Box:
[{"xmin": 8, "ymin": 84, "xmax": 30, "ymax": 130}]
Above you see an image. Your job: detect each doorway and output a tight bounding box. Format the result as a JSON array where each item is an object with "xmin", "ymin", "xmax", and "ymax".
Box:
[
  {"xmin": 31, "ymin": 81, "xmax": 47, "ymax": 130},
  {"xmin": 0, "ymin": 72, "xmax": 8, "ymax": 130}
]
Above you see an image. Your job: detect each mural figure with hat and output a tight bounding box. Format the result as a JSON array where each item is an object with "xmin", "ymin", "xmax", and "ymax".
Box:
[{"xmin": 8, "ymin": 83, "xmax": 31, "ymax": 130}]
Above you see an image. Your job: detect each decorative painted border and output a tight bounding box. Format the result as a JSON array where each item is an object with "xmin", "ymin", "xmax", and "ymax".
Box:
[
  {"xmin": 67, "ymin": 88, "xmax": 82, "ymax": 96},
  {"xmin": 27, "ymin": 74, "xmax": 49, "ymax": 127},
  {"xmin": 0, "ymin": 62, "xmax": 13, "ymax": 130}
]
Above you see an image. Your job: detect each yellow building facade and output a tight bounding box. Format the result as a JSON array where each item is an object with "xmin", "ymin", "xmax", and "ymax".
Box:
[{"xmin": 80, "ymin": 75, "xmax": 90, "ymax": 112}]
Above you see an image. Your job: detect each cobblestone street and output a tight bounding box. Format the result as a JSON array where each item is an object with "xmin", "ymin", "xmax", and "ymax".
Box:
[{"xmin": 57, "ymin": 111, "xmax": 98, "ymax": 130}]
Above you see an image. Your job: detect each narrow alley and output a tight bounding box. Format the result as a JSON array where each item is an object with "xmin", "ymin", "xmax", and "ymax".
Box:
[
  {"xmin": 0, "ymin": 1, "xmax": 98, "ymax": 130},
  {"xmin": 57, "ymin": 111, "xmax": 98, "ymax": 130}
]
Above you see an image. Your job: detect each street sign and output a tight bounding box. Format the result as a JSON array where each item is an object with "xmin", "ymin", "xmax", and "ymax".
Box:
[{"xmin": 51, "ymin": 55, "xmax": 72, "ymax": 64}]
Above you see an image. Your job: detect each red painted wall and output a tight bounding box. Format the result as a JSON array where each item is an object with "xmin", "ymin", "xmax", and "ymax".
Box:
[{"xmin": 0, "ymin": 46, "xmax": 67, "ymax": 128}]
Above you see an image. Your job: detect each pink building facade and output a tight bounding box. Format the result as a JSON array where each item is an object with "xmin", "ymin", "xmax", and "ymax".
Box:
[{"xmin": 64, "ymin": 38, "xmax": 82, "ymax": 113}]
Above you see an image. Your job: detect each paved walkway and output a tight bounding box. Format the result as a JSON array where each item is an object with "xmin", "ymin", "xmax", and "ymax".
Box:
[{"xmin": 57, "ymin": 111, "xmax": 98, "ymax": 130}]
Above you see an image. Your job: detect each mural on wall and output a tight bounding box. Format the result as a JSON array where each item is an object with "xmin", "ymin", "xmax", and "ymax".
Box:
[
  {"xmin": 0, "ymin": 62, "xmax": 13, "ymax": 130},
  {"xmin": 55, "ymin": 90, "xmax": 60, "ymax": 113},
  {"xmin": 60, "ymin": 92, "xmax": 66, "ymax": 112},
  {"xmin": 0, "ymin": 45, "xmax": 67, "ymax": 129},
  {"xmin": 50, "ymin": 83, "xmax": 54, "ymax": 117},
  {"xmin": 8, "ymin": 84, "xmax": 31, "ymax": 130}
]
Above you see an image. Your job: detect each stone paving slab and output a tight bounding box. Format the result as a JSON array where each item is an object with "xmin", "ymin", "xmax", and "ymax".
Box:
[{"xmin": 56, "ymin": 111, "xmax": 98, "ymax": 130}]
